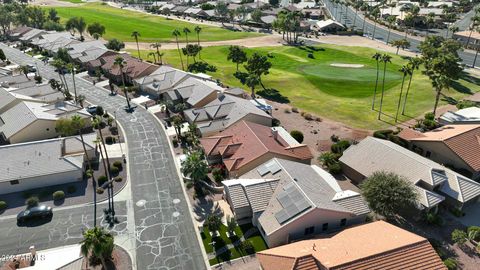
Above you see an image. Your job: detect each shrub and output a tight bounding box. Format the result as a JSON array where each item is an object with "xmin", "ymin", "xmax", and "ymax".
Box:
[
  {"xmin": 272, "ymin": 118, "xmax": 281, "ymax": 126},
  {"xmin": 449, "ymin": 207, "xmax": 464, "ymax": 217},
  {"xmin": 284, "ymin": 108, "xmax": 291, "ymax": 113},
  {"xmin": 172, "ymin": 139, "xmax": 179, "ymax": 147},
  {"xmin": 96, "ymin": 187, "xmax": 104, "ymax": 194},
  {"xmin": 113, "ymin": 160, "xmax": 123, "ymax": 170},
  {"xmin": 52, "ymin": 191, "xmax": 65, "ymax": 200},
  {"xmin": 373, "ymin": 129, "xmax": 393, "ymax": 140},
  {"xmin": 0, "ymin": 201, "xmax": 7, "ymax": 210},
  {"xmin": 451, "ymin": 229, "xmax": 467, "ymax": 245},
  {"xmin": 307, "ymin": 53, "xmax": 314, "ymax": 59},
  {"xmin": 315, "ymin": 116, "xmax": 322, "ymax": 122},
  {"xmin": 98, "ymin": 175, "xmax": 108, "ymax": 186},
  {"xmin": 186, "ymin": 182, "xmax": 194, "ymax": 189},
  {"xmin": 290, "ymin": 130, "xmax": 304, "ymax": 143},
  {"xmin": 331, "ymin": 140, "xmax": 351, "ymax": 154},
  {"xmin": 34, "ymin": 75, "xmax": 42, "ymax": 83},
  {"xmin": 113, "ymin": 176, "xmax": 123, "ymax": 182},
  {"xmin": 425, "ymin": 212, "xmax": 443, "ymax": 226},
  {"xmin": 303, "ymin": 113, "xmax": 313, "ymax": 120},
  {"xmin": 456, "ymin": 100, "xmax": 477, "ymax": 109},
  {"xmin": 328, "ymin": 163, "xmax": 342, "ymax": 174},
  {"xmin": 105, "ymin": 136, "xmax": 116, "ymax": 144},
  {"xmin": 67, "ymin": 185, "xmax": 76, "ymax": 194},
  {"xmin": 330, "ymin": 134, "xmax": 339, "ymax": 142},
  {"xmin": 443, "ymin": 258, "xmax": 457, "ymax": 270},
  {"xmin": 110, "ymin": 166, "xmax": 120, "ymax": 176},
  {"xmin": 424, "ymin": 112, "xmax": 435, "ymax": 121},
  {"xmin": 240, "ymin": 240, "xmax": 254, "ymax": 254},
  {"xmin": 467, "ymin": 226, "xmax": 480, "ymax": 241},
  {"xmin": 291, "ymin": 107, "xmax": 299, "ymax": 113},
  {"xmin": 26, "ymin": 196, "xmax": 39, "ymax": 207},
  {"xmin": 212, "ymin": 167, "xmax": 223, "ymax": 183}
]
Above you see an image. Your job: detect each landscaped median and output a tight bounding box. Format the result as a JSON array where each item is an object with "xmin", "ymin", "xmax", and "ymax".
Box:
[{"xmin": 200, "ymin": 223, "xmax": 267, "ymax": 265}]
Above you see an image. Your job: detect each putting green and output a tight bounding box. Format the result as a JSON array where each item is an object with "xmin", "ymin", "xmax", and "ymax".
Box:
[{"xmin": 300, "ymin": 64, "xmax": 403, "ymax": 98}]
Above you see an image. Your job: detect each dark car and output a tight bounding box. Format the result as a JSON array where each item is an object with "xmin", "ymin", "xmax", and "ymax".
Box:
[
  {"xmin": 86, "ymin": 105, "xmax": 98, "ymax": 115},
  {"xmin": 26, "ymin": 64, "xmax": 36, "ymax": 73},
  {"xmin": 17, "ymin": 205, "xmax": 52, "ymax": 223}
]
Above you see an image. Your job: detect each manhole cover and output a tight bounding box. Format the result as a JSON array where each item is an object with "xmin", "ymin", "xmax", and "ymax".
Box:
[
  {"xmin": 136, "ymin": 199, "xmax": 146, "ymax": 207},
  {"xmin": 172, "ymin": 211, "xmax": 180, "ymax": 218},
  {"xmin": 173, "ymin": 198, "xmax": 181, "ymax": 204}
]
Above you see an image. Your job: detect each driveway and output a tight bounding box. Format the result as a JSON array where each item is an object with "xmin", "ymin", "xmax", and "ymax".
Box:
[{"xmin": 0, "ymin": 44, "xmax": 208, "ymax": 270}]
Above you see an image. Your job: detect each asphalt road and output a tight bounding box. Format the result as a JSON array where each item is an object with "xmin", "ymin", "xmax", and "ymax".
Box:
[
  {"xmin": 0, "ymin": 44, "xmax": 207, "ymax": 270},
  {"xmin": 324, "ymin": 1, "xmax": 479, "ymax": 68}
]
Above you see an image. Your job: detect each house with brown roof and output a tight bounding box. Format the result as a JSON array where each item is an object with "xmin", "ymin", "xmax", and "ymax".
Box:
[
  {"xmin": 87, "ymin": 53, "xmax": 158, "ymax": 84},
  {"xmin": 399, "ymin": 125, "xmax": 480, "ymax": 180},
  {"xmin": 200, "ymin": 121, "xmax": 313, "ymax": 177},
  {"xmin": 223, "ymin": 158, "xmax": 369, "ymax": 247},
  {"xmin": 257, "ymin": 221, "xmax": 446, "ymax": 270}
]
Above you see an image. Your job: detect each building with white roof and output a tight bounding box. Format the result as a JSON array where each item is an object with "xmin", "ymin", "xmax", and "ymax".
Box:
[
  {"xmin": 439, "ymin": 107, "xmax": 480, "ymax": 125},
  {"xmin": 0, "ymin": 134, "xmax": 96, "ymax": 194},
  {"xmin": 224, "ymin": 158, "xmax": 370, "ymax": 247}
]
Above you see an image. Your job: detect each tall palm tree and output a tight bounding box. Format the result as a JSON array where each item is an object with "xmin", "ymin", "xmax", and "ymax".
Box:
[
  {"xmin": 183, "ymin": 27, "xmax": 191, "ymax": 45},
  {"xmin": 194, "ymin": 26, "xmax": 202, "ymax": 58},
  {"xmin": 172, "ymin": 29, "xmax": 184, "ymax": 70},
  {"xmin": 80, "ymin": 227, "xmax": 114, "ymax": 270},
  {"xmin": 131, "ymin": 31, "xmax": 141, "ymax": 59},
  {"xmin": 113, "ymin": 56, "xmax": 131, "ymax": 110},
  {"xmin": 395, "ymin": 65, "xmax": 411, "ymax": 122},
  {"xmin": 352, "ymin": 1, "xmax": 362, "ymax": 30},
  {"xmin": 15, "ymin": 65, "xmax": 30, "ymax": 79},
  {"xmin": 386, "ymin": 15, "xmax": 396, "ymax": 44},
  {"xmin": 67, "ymin": 63, "xmax": 78, "ymax": 105},
  {"xmin": 432, "ymin": 75, "xmax": 449, "ymax": 116},
  {"xmin": 372, "ymin": 52, "xmax": 382, "ymax": 110},
  {"xmin": 402, "ymin": 57, "xmax": 422, "ymax": 115},
  {"xmin": 52, "ymin": 59, "xmax": 68, "ymax": 92},
  {"xmin": 148, "ymin": 52, "xmax": 157, "ymax": 63},
  {"xmin": 181, "ymin": 151, "xmax": 208, "ymax": 188},
  {"xmin": 71, "ymin": 115, "xmax": 97, "ymax": 227},
  {"xmin": 378, "ymin": 54, "xmax": 392, "ymax": 120},
  {"xmin": 371, "ymin": 7, "xmax": 380, "ymax": 40},
  {"xmin": 150, "ymin": 42, "xmax": 162, "ymax": 64}
]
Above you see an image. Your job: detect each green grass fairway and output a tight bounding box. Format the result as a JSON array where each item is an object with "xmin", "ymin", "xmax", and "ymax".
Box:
[
  {"xmin": 59, "ymin": 0, "xmax": 84, "ymax": 3},
  {"xmin": 51, "ymin": 3, "xmax": 262, "ymax": 42},
  {"xmin": 132, "ymin": 45, "xmax": 480, "ymax": 129}
]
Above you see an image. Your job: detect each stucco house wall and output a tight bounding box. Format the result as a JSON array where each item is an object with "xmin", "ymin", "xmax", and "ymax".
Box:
[
  {"xmin": 0, "ymin": 170, "xmax": 82, "ymax": 195},
  {"xmin": 9, "ymin": 119, "xmax": 58, "ymax": 144}
]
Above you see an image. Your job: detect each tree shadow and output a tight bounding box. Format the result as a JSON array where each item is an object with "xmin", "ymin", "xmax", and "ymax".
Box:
[
  {"xmin": 193, "ymin": 197, "xmax": 223, "ymax": 224},
  {"xmin": 461, "ymin": 72, "xmax": 480, "ymax": 85},
  {"xmin": 450, "ymin": 81, "xmax": 473, "ymax": 95},
  {"xmin": 256, "ymin": 88, "xmax": 290, "ymax": 103},
  {"xmin": 441, "ymin": 96, "xmax": 458, "ymax": 105}
]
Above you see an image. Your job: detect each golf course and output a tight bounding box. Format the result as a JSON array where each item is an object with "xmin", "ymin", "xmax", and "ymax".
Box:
[
  {"xmin": 51, "ymin": 3, "xmax": 263, "ymax": 42},
  {"xmin": 132, "ymin": 45, "xmax": 480, "ymax": 129}
]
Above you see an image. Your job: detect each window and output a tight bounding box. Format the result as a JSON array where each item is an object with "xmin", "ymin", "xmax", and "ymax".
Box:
[
  {"xmin": 322, "ymin": 223, "xmax": 328, "ymax": 231},
  {"xmin": 304, "ymin": 226, "xmax": 314, "ymax": 235},
  {"xmin": 10, "ymin": 180, "xmax": 19, "ymax": 185},
  {"xmin": 340, "ymin": 218, "xmax": 347, "ymax": 226},
  {"xmin": 426, "ymin": 151, "xmax": 432, "ymax": 158}
]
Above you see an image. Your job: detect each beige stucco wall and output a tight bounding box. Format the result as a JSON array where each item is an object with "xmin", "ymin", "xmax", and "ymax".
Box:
[
  {"xmin": 0, "ymin": 170, "xmax": 83, "ymax": 195},
  {"xmin": 9, "ymin": 119, "xmax": 58, "ymax": 144},
  {"xmin": 259, "ymin": 208, "xmax": 366, "ymax": 248}
]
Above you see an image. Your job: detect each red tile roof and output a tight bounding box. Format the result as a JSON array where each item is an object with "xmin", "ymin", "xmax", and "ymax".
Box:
[
  {"xmin": 200, "ymin": 121, "xmax": 312, "ymax": 173},
  {"xmin": 97, "ymin": 53, "xmax": 158, "ymax": 79},
  {"xmin": 257, "ymin": 221, "xmax": 446, "ymax": 270}
]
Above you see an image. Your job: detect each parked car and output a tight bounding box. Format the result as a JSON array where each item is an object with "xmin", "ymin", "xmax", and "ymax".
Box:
[
  {"xmin": 86, "ymin": 105, "xmax": 98, "ymax": 115},
  {"xmin": 26, "ymin": 64, "xmax": 36, "ymax": 73},
  {"xmin": 17, "ymin": 205, "xmax": 52, "ymax": 223}
]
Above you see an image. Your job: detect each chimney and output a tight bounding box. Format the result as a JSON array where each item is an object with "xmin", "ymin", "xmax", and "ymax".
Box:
[{"xmin": 272, "ymin": 128, "xmax": 278, "ymax": 140}]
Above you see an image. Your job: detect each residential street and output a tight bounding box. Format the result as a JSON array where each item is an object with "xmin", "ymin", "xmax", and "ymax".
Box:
[{"xmin": 0, "ymin": 44, "xmax": 207, "ymax": 270}]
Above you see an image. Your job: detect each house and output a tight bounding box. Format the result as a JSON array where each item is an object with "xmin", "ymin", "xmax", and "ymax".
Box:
[
  {"xmin": 339, "ymin": 137, "xmax": 480, "ymax": 210},
  {"xmin": 8, "ymin": 26, "xmax": 33, "ymax": 41},
  {"xmin": 164, "ymin": 77, "xmax": 222, "ymax": 108},
  {"xmin": 257, "ymin": 221, "xmax": 446, "ymax": 270},
  {"xmin": 66, "ymin": 40, "xmax": 110, "ymax": 65},
  {"xmin": 0, "ymin": 88, "xmax": 43, "ymax": 114},
  {"xmin": 7, "ymin": 83, "xmax": 65, "ymax": 104},
  {"xmin": 311, "ymin": 19, "xmax": 345, "ymax": 33},
  {"xmin": 19, "ymin": 28, "xmax": 47, "ymax": 43},
  {"xmin": 439, "ymin": 107, "xmax": 480, "ymax": 125},
  {"xmin": 399, "ymin": 125, "xmax": 480, "ymax": 179},
  {"xmin": 31, "ymin": 32, "xmax": 79, "ymax": 54},
  {"xmin": 453, "ymin": 31, "xmax": 480, "ymax": 49},
  {"xmin": 0, "ymin": 101, "xmax": 91, "ymax": 145},
  {"xmin": 0, "ymin": 134, "xmax": 96, "ymax": 195},
  {"xmin": 88, "ymin": 53, "xmax": 159, "ymax": 84},
  {"xmin": 134, "ymin": 65, "xmax": 192, "ymax": 98},
  {"xmin": 184, "ymin": 93, "xmax": 272, "ymax": 136},
  {"xmin": 223, "ymin": 158, "xmax": 369, "ymax": 247},
  {"xmin": 200, "ymin": 121, "xmax": 312, "ymax": 177},
  {"xmin": 0, "ymin": 74, "xmax": 36, "ymax": 89},
  {"xmin": 302, "ymin": 8, "xmax": 324, "ymax": 20}
]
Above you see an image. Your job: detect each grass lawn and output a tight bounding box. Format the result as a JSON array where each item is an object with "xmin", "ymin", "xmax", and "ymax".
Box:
[
  {"xmin": 200, "ymin": 223, "xmax": 267, "ymax": 265},
  {"xmin": 51, "ymin": 3, "xmax": 262, "ymax": 42},
  {"xmin": 59, "ymin": 0, "xmax": 84, "ymax": 3},
  {"xmin": 132, "ymin": 45, "xmax": 480, "ymax": 129}
]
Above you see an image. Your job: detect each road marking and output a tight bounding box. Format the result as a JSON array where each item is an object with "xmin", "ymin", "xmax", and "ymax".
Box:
[{"xmin": 135, "ymin": 200, "xmax": 146, "ymax": 207}]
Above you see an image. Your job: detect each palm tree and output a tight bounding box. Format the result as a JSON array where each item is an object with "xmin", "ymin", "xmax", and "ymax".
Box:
[
  {"xmin": 15, "ymin": 65, "xmax": 29, "ymax": 79},
  {"xmin": 371, "ymin": 8, "xmax": 380, "ymax": 40},
  {"xmin": 378, "ymin": 54, "xmax": 392, "ymax": 120},
  {"xmin": 386, "ymin": 15, "xmax": 396, "ymax": 44},
  {"xmin": 395, "ymin": 65, "xmax": 411, "ymax": 122},
  {"xmin": 52, "ymin": 59, "xmax": 69, "ymax": 93},
  {"xmin": 372, "ymin": 53, "xmax": 382, "ymax": 110},
  {"xmin": 194, "ymin": 26, "xmax": 202, "ymax": 58},
  {"xmin": 402, "ymin": 57, "xmax": 422, "ymax": 115},
  {"xmin": 466, "ymin": 15, "xmax": 480, "ymax": 48},
  {"xmin": 181, "ymin": 151, "xmax": 208, "ymax": 188},
  {"xmin": 80, "ymin": 227, "xmax": 114, "ymax": 270},
  {"xmin": 113, "ymin": 56, "xmax": 131, "ymax": 110},
  {"xmin": 183, "ymin": 27, "xmax": 191, "ymax": 45},
  {"xmin": 172, "ymin": 29, "xmax": 184, "ymax": 70},
  {"xmin": 71, "ymin": 115, "xmax": 97, "ymax": 227},
  {"xmin": 150, "ymin": 42, "xmax": 162, "ymax": 64},
  {"xmin": 432, "ymin": 75, "xmax": 449, "ymax": 116},
  {"xmin": 131, "ymin": 31, "xmax": 141, "ymax": 59},
  {"xmin": 67, "ymin": 63, "xmax": 77, "ymax": 104},
  {"xmin": 77, "ymin": 94, "xmax": 85, "ymax": 108},
  {"xmin": 352, "ymin": 1, "xmax": 362, "ymax": 30},
  {"xmin": 148, "ymin": 52, "xmax": 157, "ymax": 63}
]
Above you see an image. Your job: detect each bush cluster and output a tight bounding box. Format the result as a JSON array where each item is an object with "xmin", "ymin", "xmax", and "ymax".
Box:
[
  {"xmin": 331, "ymin": 140, "xmax": 351, "ymax": 154},
  {"xmin": 0, "ymin": 201, "xmax": 7, "ymax": 210},
  {"xmin": 26, "ymin": 196, "xmax": 39, "ymax": 207},
  {"xmin": 52, "ymin": 191, "xmax": 65, "ymax": 201}
]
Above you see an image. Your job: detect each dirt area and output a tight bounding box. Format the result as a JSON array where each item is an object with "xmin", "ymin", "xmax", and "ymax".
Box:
[
  {"xmin": 270, "ymin": 101, "xmax": 371, "ymax": 165},
  {"xmin": 31, "ymin": 0, "xmax": 79, "ymax": 7},
  {"xmin": 124, "ymin": 35, "xmax": 284, "ymax": 50}
]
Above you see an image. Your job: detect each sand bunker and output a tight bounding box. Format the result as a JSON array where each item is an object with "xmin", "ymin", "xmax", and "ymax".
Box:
[{"xmin": 330, "ymin": 63, "xmax": 365, "ymax": 68}]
